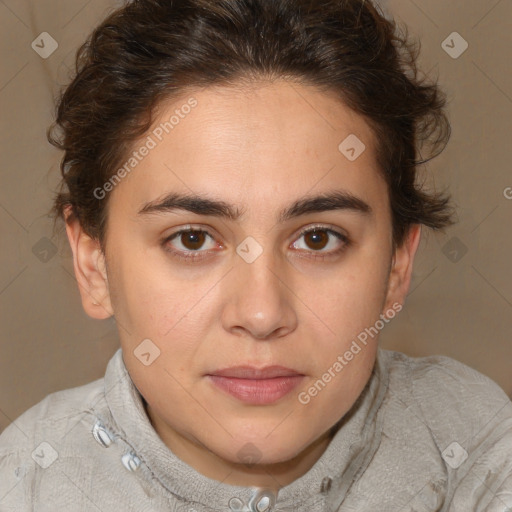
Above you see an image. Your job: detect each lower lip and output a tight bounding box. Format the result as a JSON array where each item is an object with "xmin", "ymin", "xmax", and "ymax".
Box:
[{"xmin": 207, "ymin": 375, "xmax": 304, "ymax": 405}]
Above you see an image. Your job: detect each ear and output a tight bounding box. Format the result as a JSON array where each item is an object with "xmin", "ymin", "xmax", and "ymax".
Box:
[
  {"xmin": 64, "ymin": 206, "xmax": 113, "ymax": 319},
  {"xmin": 382, "ymin": 224, "xmax": 422, "ymax": 314}
]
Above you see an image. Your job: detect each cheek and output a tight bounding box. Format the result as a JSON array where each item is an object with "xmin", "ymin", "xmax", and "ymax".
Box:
[
  {"xmin": 110, "ymin": 269, "xmax": 169, "ymax": 339},
  {"xmin": 309, "ymin": 256, "xmax": 390, "ymax": 339},
  {"xmin": 297, "ymin": 268, "xmax": 384, "ymax": 408},
  {"xmin": 110, "ymin": 251, "xmax": 222, "ymax": 353}
]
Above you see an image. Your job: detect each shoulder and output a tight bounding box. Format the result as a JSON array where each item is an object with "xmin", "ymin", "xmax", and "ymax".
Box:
[
  {"xmin": 0, "ymin": 376, "xmax": 104, "ymax": 461},
  {"xmin": 378, "ymin": 348, "xmax": 512, "ymax": 459},
  {"xmin": 380, "ymin": 348, "xmax": 511, "ymax": 407},
  {"xmin": 380, "ymin": 348, "xmax": 509, "ymax": 391},
  {"xmin": 0, "ymin": 377, "xmax": 106, "ymax": 508}
]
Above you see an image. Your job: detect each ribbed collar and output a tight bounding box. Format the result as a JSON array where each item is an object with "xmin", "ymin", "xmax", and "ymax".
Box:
[{"xmin": 102, "ymin": 347, "xmax": 389, "ymax": 511}]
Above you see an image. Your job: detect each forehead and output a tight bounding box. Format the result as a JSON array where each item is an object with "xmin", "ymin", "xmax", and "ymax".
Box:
[{"xmin": 107, "ymin": 80, "xmax": 388, "ymax": 221}]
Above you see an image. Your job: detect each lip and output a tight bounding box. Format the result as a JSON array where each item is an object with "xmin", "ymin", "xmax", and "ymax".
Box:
[
  {"xmin": 206, "ymin": 365, "xmax": 305, "ymax": 405},
  {"xmin": 208, "ymin": 365, "xmax": 302, "ymax": 379},
  {"xmin": 207, "ymin": 375, "xmax": 304, "ymax": 405}
]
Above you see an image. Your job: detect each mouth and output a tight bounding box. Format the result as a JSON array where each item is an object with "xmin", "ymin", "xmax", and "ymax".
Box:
[{"xmin": 206, "ymin": 365, "xmax": 305, "ymax": 405}]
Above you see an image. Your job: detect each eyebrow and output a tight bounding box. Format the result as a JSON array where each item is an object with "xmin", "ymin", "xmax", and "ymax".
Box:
[{"xmin": 137, "ymin": 189, "xmax": 372, "ymax": 223}]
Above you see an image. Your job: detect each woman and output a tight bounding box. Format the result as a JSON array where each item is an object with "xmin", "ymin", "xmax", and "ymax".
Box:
[{"xmin": 1, "ymin": 0, "xmax": 511, "ymax": 510}]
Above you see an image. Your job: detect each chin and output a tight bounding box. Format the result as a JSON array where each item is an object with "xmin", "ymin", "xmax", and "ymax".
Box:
[{"xmin": 212, "ymin": 436, "xmax": 303, "ymax": 467}]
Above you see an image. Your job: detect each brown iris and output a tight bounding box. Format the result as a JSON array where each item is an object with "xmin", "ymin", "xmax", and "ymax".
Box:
[
  {"xmin": 180, "ymin": 230, "xmax": 207, "ymax": 251},
  {"xmin": 303, "ymin": 229, "xmax": 329, "ymax": 251}
]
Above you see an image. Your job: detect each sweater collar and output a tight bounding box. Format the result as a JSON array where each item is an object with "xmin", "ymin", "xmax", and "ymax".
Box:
[{"xmin": 102, "ymin": 347, "xmax": 389, "ymax": 511}]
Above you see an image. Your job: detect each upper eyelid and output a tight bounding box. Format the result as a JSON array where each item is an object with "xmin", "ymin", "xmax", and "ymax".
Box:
[{"xmin": 295, "ymin": 223, "xmax": 347, "ymax": 237}]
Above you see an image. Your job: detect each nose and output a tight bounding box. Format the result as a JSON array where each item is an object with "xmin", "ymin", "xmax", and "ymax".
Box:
[{"xmin": 221, "ymin": 247, "xmax": 298, "ymax": 340}]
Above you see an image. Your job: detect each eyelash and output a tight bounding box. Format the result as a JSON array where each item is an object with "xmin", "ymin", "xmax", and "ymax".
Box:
[{"xmin": 161, "ymin": 224, "xmax": 350, "ymax": 263}]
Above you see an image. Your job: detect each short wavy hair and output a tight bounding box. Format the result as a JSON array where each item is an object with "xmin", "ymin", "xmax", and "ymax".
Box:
[{"xmin": 48, "ymin": 0, "xmax": 455, "ymax": 251}]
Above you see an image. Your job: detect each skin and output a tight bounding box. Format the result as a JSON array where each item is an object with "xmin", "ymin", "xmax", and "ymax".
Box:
[{"xmin": 64, "ymin": 79, "xmax": 421, "ymax": 492}]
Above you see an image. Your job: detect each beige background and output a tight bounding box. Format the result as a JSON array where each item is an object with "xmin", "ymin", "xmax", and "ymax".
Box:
[{"xmin": 1, "ymin": 0, "xmax": 511, "ymax": 434}]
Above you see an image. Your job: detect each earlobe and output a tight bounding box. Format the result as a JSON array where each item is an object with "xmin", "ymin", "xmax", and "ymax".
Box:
[
  {"xmin": 383, "ymin": 224, "xmax": 422, "ymax": 314},
  {"xmin": 63, "ymin": 206, "xmax": 113, "ymax": 320}
]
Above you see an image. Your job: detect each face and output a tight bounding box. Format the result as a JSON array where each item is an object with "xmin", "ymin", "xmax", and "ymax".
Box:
[{"xmin": 66, "ymin": 80, "xmax": 420, "ymax": 482}]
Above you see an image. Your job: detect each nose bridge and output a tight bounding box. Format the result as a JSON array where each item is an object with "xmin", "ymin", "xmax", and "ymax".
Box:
[
  {"xmin": 222, "ymin": 238, "xmax": 296, "ymax": 339},
  {"xmin": 238, "ymin": 240, "xmax": 280, "ymax": 294}
]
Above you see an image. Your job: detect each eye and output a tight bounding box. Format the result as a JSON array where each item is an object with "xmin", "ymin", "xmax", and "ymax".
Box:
[
  {"xmin": 162, "ymin": 224, "xmax": 350, "ymax": 263},
  {"xmin": 162, "ymin": 226, "xmax": 219, "ymax": 261},
  {"xmin": 291, "ymin": 225, "xmax": 349, "ymax": 258}
]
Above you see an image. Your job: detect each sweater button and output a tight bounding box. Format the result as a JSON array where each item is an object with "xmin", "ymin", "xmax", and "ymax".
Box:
[
  {"xmin": 228, "ymin": 497, "xmax": 244, "ymax": 511},
  {"xmin": 92, "ymin": 421, "xmax": 114, "ymax": 448},
  {"xmin": 121, "ymin": 452, "xmax": 141, "ymax": 471},
  {"xmin": 248, "ymin": 489, "xmax": 275, "ymax": 512}
]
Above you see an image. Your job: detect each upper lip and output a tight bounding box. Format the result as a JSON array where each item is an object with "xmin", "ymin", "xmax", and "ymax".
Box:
[{"xmin": 207, "ymin": 365, "xmax": 303, "ymax": 379}]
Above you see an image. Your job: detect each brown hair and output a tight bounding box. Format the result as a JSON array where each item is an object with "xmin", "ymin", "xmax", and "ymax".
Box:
[{"xmin": 48, "ymin": 0, "xmax": 455, "ymax": 252}]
